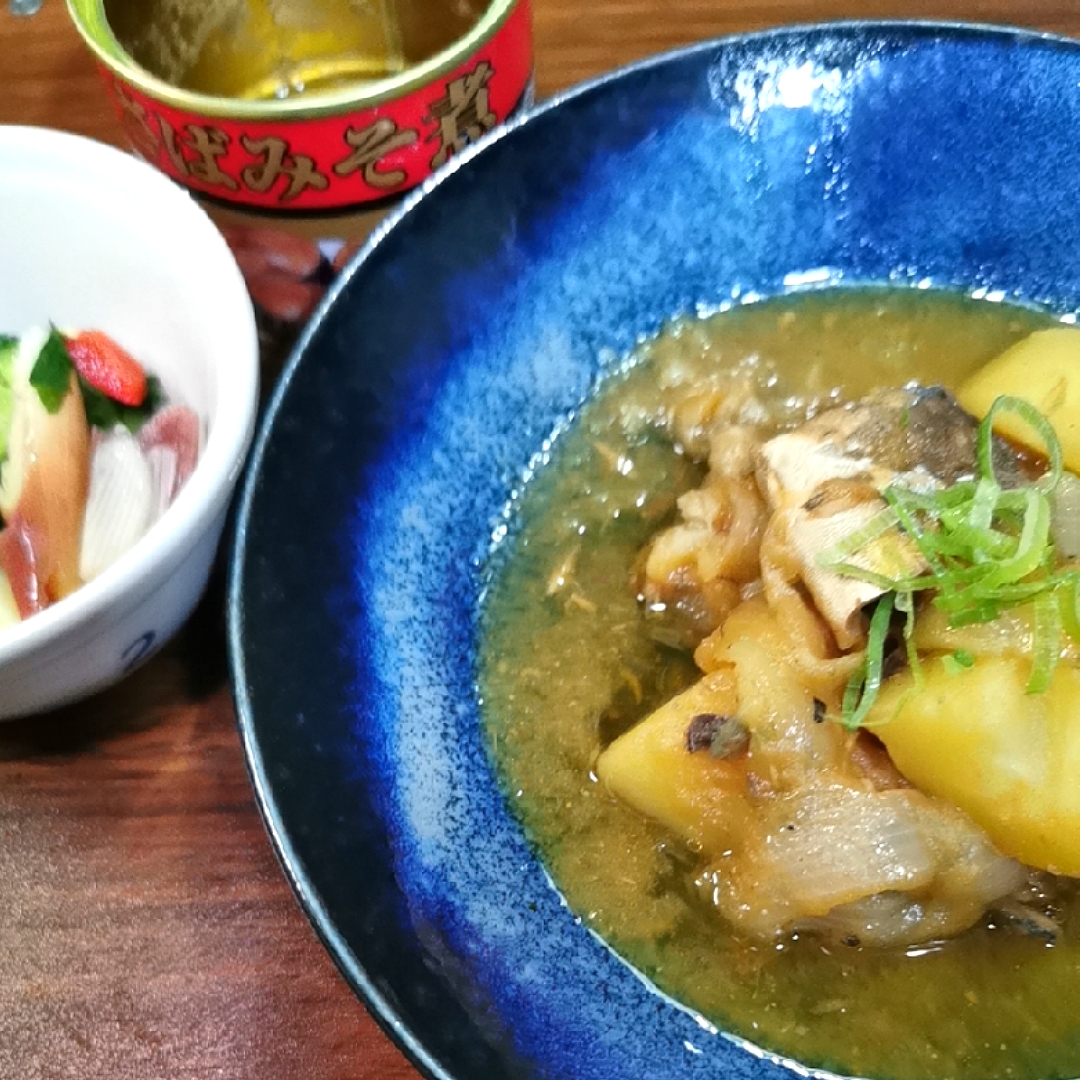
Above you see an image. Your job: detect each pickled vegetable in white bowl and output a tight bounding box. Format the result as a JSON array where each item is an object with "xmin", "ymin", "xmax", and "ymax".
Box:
[
  {"xmin": 0, "ymin": 126, "xmax": 258, "ymax": 718},
  {"xmin": 0, "ymin": 325, "xmax": 203, "ymax": 626}
]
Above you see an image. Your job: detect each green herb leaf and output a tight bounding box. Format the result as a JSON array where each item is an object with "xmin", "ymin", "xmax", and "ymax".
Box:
[
  {"xmin": 28, "ymin": 327, "xmax": 74, "ymax": 414},
  {"xmin": 79, "ymin": 374, "xmax": 164, "ymax": 434}
]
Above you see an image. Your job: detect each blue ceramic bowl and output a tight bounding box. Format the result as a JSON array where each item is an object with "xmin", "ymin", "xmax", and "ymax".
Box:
[{"xmin": 228, "ymin": 21, "xmax": 1080, "ymax": 1080}]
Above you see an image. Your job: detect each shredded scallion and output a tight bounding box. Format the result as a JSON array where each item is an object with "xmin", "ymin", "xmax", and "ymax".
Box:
[
  {"xmin": 1027, "ymin": 589, "xmax": 1062, "ymax": 694},
  {"xmin": 941, "ymin": 649, "xmax": 976, "ymax": 677},
  {"xmin": 840, "ymin": 592, "xmax": 894, "ymax": 730},
  {"xmin": 823, "ymin": 395, "xmax": 1073, "ymax": 727}
]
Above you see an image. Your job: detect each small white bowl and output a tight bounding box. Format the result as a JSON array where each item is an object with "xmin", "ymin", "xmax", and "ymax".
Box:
[{"xmin": 0, "ymin": 126, "xmax": 259, "ymax": 718}]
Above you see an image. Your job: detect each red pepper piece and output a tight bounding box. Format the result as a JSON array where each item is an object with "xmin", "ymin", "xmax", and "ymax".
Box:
[{"xmin": 65, "ymin": 330, "xmax": 148, "ymax": 407}]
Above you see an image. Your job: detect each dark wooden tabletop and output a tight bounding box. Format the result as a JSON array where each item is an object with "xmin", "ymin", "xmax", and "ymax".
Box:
[{"xmin": 0, "ymin": 1, "xmax": 1075, "ymax": 1076}]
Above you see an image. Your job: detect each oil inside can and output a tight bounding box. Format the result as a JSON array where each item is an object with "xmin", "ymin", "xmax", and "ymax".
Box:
[{"xmin": 104, "ymin": 0, "xmax": 485, "ymax": 99}]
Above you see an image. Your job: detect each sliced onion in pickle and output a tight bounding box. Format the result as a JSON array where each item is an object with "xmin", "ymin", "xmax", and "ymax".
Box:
[{"xmin": 79, "ymin": 427, "xmax": 154, "ymax": 582}]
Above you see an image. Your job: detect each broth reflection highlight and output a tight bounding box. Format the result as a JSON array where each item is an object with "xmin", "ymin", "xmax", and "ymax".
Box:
[{"xmin": 479, "ymin": 288, "xmax": 1080, "ymax": 1080}]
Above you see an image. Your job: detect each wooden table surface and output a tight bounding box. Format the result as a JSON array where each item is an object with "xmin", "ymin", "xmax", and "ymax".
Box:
[{"xmin": 0, "ymin": 1, "xmax": 1075, "ymax": 1077}]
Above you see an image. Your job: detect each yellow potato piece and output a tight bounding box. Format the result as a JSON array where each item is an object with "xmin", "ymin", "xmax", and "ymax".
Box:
[
  {"xmin": 867, "ymin": 657, "xmax": 1080, "ymax": 875},
  {"xmin": 958, "ymin": 327, "xmax": 1080, "ymax": 472},
  {"xmin": 596, "ymin": 669, "xmax": 751, "ymax": 855}
]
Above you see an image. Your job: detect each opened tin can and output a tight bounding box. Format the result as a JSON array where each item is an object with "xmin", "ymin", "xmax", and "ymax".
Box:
[{"xmin": 67, "ymin": 0, "xmax": 532, "ymax": 366}]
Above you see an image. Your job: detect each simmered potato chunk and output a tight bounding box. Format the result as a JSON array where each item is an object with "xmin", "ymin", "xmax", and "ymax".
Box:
[
  {"xmin": 958, "ymin": 328, "xmax": 1080, "ymax": 472},
  {"xmin": 595, "ymin": 669, "xmax": 752, "ymax": 854},
  {"xmin": 866, "ymin": 657, "xmax": 1080, "ymax": 875}
]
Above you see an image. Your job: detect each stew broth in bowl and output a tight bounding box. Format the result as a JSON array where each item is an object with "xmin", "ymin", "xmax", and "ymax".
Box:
[{"xmin": 481, "ymin": 287, "xmax": 1080, "ymax": 1080}]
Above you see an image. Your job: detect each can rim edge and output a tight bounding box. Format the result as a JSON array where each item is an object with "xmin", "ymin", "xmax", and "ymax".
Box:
[{"xmin": 66, "ymin": 0, "xmax": 526, "ymax": 119}]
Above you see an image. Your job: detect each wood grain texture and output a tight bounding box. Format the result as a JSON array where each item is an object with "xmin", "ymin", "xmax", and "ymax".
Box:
[
  {"xmin": 532, "ymin": 1, "xmax": 1073, "ymax": 96},
  {"xmin": 1, "ymin": 1, "xmax": 1079, "ymax": 1077}
]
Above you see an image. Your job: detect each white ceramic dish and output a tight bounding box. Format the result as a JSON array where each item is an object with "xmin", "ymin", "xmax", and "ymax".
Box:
[{"xmin": 0, "ymin": 125, "xmax": 259, "ymax": 718}]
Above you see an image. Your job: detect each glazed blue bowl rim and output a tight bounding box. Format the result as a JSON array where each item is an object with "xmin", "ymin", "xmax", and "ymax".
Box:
[{"xmin": 227, "ymin": 18, "xmax": 1080, "ymax": 1080}]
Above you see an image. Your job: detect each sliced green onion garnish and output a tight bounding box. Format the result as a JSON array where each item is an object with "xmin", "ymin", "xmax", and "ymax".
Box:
[
  {"xmin": 840, "ymin": 593, "xmax": 894, "ymax": 730},
  {"xmin": 977, "ymin": 488, "xmax": 1051, "ymax": 591},
  {"xmin": 897, "ymin": 589, "xmax": 923, "ymax": 688},
  {"xmin": 881, "ymin": 486, "xmax": 950, "ymax": 579},
  {"xmin": 941, "ymin": 649, "xmax": 976, "ymax": 676},
  {"xmin": 1060, "ymin": 573, "xmax": 1080, "ymax": 645},
  {"xmin": 824, "ymin": 393, "xmax": 1073, "ymax": 727},
  {"xmin": 820, "ymin": 561, "xmax": 924, "ymax": 594},
  {"xmin": 967, "ymin": 476, "xmax": 1003, "ymax": 532},
  {"xmin": 979, "ymin": 394, "xmax": 1063, "ymax": 493},
  {"xmin": 816, "ymin": 505, "xmax": 900, "ymax": 567},
  {"xmin": 1028, "ymin": 589, "xmax": 1062, "ymax": 694}
]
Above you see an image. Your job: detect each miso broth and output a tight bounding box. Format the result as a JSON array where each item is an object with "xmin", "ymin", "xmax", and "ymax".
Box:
[{"xmin": 478, "ymin": 288, "xmax": 1080, "ymax": 1080}]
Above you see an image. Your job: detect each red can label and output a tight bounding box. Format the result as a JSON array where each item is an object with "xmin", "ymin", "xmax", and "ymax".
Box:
[{"xmin": 102, "ymin": 0, "xmax": 532, "ymax": 212}]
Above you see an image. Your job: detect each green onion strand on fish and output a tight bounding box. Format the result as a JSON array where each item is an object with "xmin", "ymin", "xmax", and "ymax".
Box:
[
  {"xmin": 841, "ymin": 592, "xmax": 894, "ymax": 730},
  {"xmin": 820, "ymin": 395, "xmax": 1080, "ymax": 728}
]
